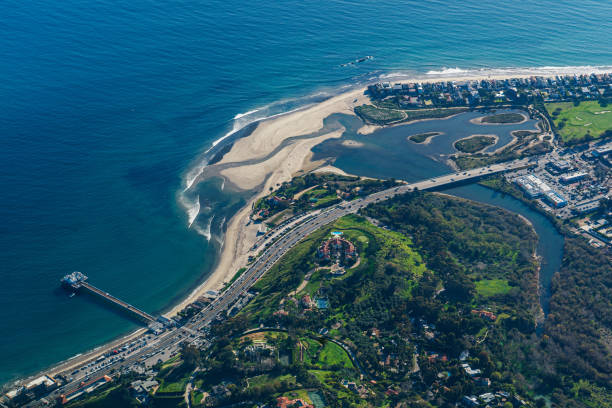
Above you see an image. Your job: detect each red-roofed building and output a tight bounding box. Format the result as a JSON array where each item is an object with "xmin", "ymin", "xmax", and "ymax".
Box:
[
  {"xmin": 471, "ymin": 310, "xmax": 497, "ymax": 321},
  {"xmin": 277, "ymin": 396, "xmax": 314, "ymax": 408}
]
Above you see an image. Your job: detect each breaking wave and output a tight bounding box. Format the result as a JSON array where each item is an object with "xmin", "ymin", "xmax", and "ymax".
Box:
[
  {"xmin": 178, "ymin": 64, "xmax": 612, "ymax": 240},
  {"xmin": 233, "ymin": 109, "xmax": 260, "ymax": 119},
  {"xmin": 177, "ymin": 90, "xmax": 337, "ymax": 239},
  {"xmin": 187, "ymin": 195, "xmax": 200, "ymax": 228},
  {"xmin": 426, "ymin": 67, "xmax": 469, "ymax": 75},
  {"xmin": 375, "ymin": 65, "xmax": 612, "ymax": 83}
]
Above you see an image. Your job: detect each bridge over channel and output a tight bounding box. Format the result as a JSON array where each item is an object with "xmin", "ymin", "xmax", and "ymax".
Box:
[
  {"xmin": 59, "ymin": 159, "xmax": 531, "ymax": 328},
  {"xmin": 403, "ymin": 158, "xmax": 530, "ymax": 192}
]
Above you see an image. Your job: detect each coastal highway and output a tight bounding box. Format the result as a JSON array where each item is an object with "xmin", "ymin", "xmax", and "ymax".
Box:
[{"xmin": 27, "ymin": 158, "xmax": 529, "ymax": 406}]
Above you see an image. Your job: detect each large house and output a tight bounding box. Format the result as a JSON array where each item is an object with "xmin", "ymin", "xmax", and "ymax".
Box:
[{"xmin": 316, "ymin": 232, "xmax": 357, "ymax": 266}]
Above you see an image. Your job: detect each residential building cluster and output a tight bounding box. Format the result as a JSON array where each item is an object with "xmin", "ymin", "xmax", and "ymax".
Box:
[{"xmin": 367, "ymin": 73, "xmax": 612, "ymax": 108}]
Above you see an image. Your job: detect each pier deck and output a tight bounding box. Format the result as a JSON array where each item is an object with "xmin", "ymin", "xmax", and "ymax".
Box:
[
  {"xmin": 79, "ymin": 282, "xmax": 155, "ymax": 323},
  {"xmin": 61, "ymin": 271, "xmax": 156, "ymax": 324}
]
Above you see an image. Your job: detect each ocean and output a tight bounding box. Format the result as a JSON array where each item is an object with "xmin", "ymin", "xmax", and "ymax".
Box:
[{"xmin": 1, "ymin": 0, "xmax": 611, "ymax": 386}]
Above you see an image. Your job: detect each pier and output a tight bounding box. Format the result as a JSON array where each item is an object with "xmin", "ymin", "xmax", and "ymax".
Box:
[{"xmin": 61, "ymin": 272, "xmax": 155, "ymax": 324}]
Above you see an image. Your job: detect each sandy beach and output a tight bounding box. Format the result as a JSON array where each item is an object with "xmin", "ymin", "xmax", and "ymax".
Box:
[
  {"xmin": 21, "ymin": 68, "xmax": 604, "ymax": 386},
  {"xmin": 165, "ymin": 70, "xmax": 597, "ymax": 318},
  {"xmin": 165, "ymin": 88, "xmax": 369, "ymax": 316}
]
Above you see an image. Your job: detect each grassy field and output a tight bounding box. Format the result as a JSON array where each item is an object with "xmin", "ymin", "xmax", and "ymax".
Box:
[
  {"xmin": 318, "ymin": 341, "xmax": 353, "ymax": 368},
  {"xmin": 248, "ymin": 373, "xmax": 296, "ymax": 388},
  {"xmin": 546, "ymin": 101, "xmax": 612, "ymax": 143},
  {"xmin": 354, "ymin": 104, "xmax": 405, "ymax": 124},
  {"xmin": 454, "ymin": 135, "xmax": 496, "ymax": 153},
  {"xmin": 239, "ymin": 228, "xmax": 326, "ymax": 318},
  {"xmin": 157, "ymin": 376, "xmax": 189, "ymax": 394},
  {"xmin": 192, "ymin": 391, "xmax": 205, "ymax": 405},
  {"xmin": 301, "ymin": 338, "xmax": 323, "ymax": 365},
  {"xmin": 403, "ymin": 107, "xmax": 468, "ymax": 120},
  {"xmin": 334, "ymin": 215, "xmax": 427, "ymax": 278},
  {"xmin": 241, "ymin": 214, "xmax": 426, "ymax": 322},
  {"xmin": 475, "ymin": 278, "xmax": 512, "ymax": 297},
  {"xmin": 156, "ymin": 358, "xmax": 191, "ymax": 395},
  {"xmin": 299, "ymin": 337, "xmax": 353, "ymax": 369}
]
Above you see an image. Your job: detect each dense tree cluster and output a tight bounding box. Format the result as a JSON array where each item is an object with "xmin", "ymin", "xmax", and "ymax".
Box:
[{"xmin": 544, "ymin": 237, "xmax": 612, "ymax": 390}]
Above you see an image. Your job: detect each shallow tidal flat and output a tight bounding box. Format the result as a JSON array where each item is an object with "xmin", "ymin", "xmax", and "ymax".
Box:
[
  {"xmin": 312, "ymin": 109, "xmax": 539, "ymax": 181},
  {"xmin": 311, "ymin": 108, "xmax": 563, "ymax": 318}
]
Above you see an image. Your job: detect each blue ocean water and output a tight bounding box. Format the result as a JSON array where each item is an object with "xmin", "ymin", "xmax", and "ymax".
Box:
[{"xmin": 1, "ymin": 0, "xmax": 611, "ymax": 386}]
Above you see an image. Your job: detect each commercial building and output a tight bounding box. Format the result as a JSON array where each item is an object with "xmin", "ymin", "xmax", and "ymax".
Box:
[
  {"xmin": 514, "ymin": 175, "xmax": 551, "ymax": 197},
  {"xmin": 560, "ymin": 172, "xmax": 588, "ymax": 184},
  {"xmin": 573, "ymin": 199, "xmax": 601, "ymax": 214},
  {"xmin": 4, "ymin": 375, "xmax": 58, "ymax": 403},
  {"xmin": 593, "ymin": 143, "xmax": 612, "ymax": 157},
  {"xmin": 547, "ymin": 159, "xmax": 572, "ymax": 173},
  {"xmin": 26, "ymin": 376, "xmax": 57, "ymax": 394},
  {"xmin": 544, "ymin": 191, "xmax": 567, "ymax": 208}
]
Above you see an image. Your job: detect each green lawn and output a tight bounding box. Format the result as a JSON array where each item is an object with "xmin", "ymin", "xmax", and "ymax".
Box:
[
  {"xmin": 247, "ymin": 374, "xmax": 271, "ymax": 388},
  {"xmin": 475, "ymin": 278, "xmax": 512, "ymax": 297},
  {"xmin": 308, "ymin": 369, "xmax": 333, "ymax": 383},
  {"xmin": 356, "ymin": 105, "xmax": 468, "ymax": 125},
  {"xmin": 318, "ymin": 341, "xmax": 353, "ymax": 368},
  {"xmin": 160, "ymin": 355, "xmax": 181, "ymax": 370},
  {"xmin": 157, "ymin": 376, "xmax": 189, "ymax": 394},
  {"xmin": 248, "ymin": 373, "xmax": 296, "ymax": 389},
  {"xmin": 546, "ymin": 101, "xmax": 612, "ymax": 143},
  {"xmin": 334, "ymin": 215, "xmax": 427, "ymax": 278},
  {"xmin": 301, "ymin": 338, "xmax": 322, "ymax": 365},
  {"xmin": 241, "ymin": 214, "xmax": 426, "ymax": 321},
  {"xmin": 300, "ymin": 269, "xmax": 325, "ymax": 297},
  {"xmin": 192, "ymin": 391, "xmax": 205, "ymax": 406}
]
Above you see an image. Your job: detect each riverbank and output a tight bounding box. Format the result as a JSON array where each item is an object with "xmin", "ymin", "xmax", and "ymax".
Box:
[
  {"xmin": 165, "ymin": 88, "xmax": 370, "ymax": 317},
  {"xmin": 167, "ymin": 70, "xmax": 587, "ymax": 320},
  {"xmin": 18, "ymin": 70, "xmax": 580, "ymax": 390}
]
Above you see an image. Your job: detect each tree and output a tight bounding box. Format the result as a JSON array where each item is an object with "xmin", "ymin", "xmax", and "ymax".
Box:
[{"xmin": 181, "ymin": 344, "xmax": 200, "ymax": 369}]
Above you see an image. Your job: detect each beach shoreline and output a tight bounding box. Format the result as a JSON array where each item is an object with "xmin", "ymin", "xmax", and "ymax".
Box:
[
  {"xmin": 18, "ymin": 68, "xmax": 605, "ymax": 388},
  {"xmin": 169, "ymin": 69, "xmax": 600, "ymax": 325},
  {"xmin": 165, "ymin": 72, "xmax": 557, "ymax": 318}
]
